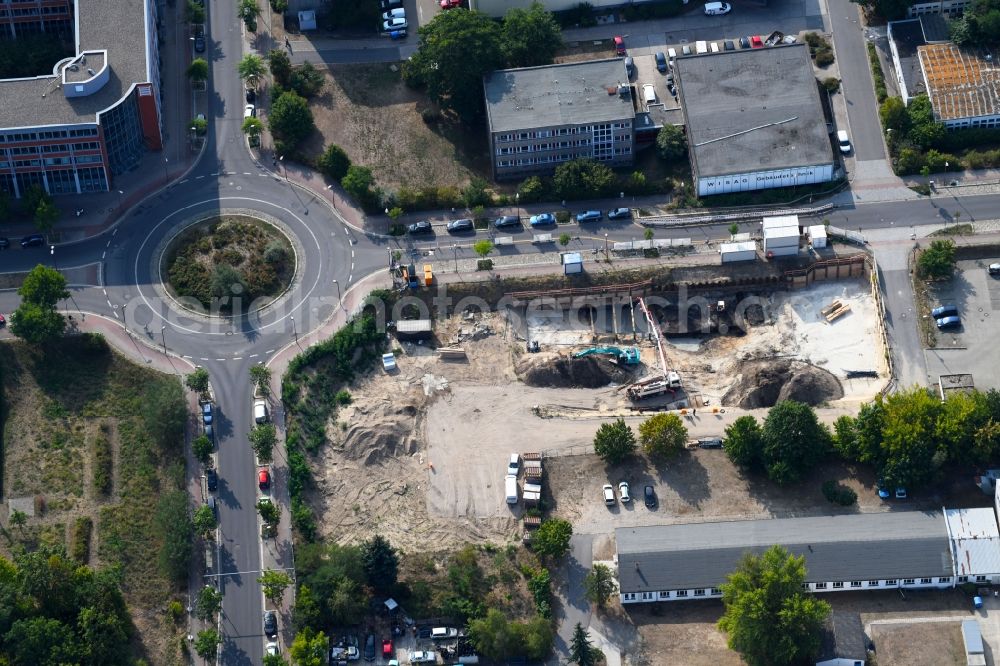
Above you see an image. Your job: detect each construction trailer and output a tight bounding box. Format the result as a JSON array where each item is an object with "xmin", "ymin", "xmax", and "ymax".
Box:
[
  {"xmin": 762, "ymin": 215, "xmax": 800, "ymax": 257},
  {"xmin": 562, "ymin": 252, "xmax": 583, "ymax": 275},
  {"xmin": 809, "ymin": 224, "xmax": 828, "ymax": 249},
  {"xmin": 719, "ymin": 241, "xmax": 757, "ymax": 263},
  {"xmin": 395, "ymin": 319, "xmax": 433, "ymax": 341}
]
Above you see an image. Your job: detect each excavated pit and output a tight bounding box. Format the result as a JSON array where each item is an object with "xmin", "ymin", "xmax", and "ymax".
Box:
[
  {"xmin": 517, "ymin": 355, "xmax": 635, "ymax": 388},
  {"xmin": 722, "ymin": 359, "xmax": 843, "ymax": 408}
]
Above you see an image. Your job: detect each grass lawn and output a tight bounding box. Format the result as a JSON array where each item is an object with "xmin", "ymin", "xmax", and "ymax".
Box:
[{"xmin": 0, "ymin": 334, "xmax": 189, "ymax": 665}]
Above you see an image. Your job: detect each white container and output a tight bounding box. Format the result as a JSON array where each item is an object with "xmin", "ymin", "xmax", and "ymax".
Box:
[
  {"xmin": 562, "ymin": 252, "xmax": 583, "ymax": 275},
  {"xmin": 720, "ymin": 241, "xmax": 757, "ymax": 263},
  {"xmin": 808, "ymin": 224, "xmax": 827, "ymax": 249}
]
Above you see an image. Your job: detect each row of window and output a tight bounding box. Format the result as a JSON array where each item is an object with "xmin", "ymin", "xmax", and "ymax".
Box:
[
  {"xmin": 497, "ymin": 147, "xmax": 632, "ymax": 168},
  {"xmin": 495, "ymin": 122, "xmax": 632, "ymax": 142},
  {"xmin": 3, "ymin": 154, "xmax": 105, "ymax": 168},
  {"xmin": 946, "ymin": 117, "xmax": 1000, "ymax": 129},
  {"xmin": 0, "ymin": 129, "xmax": 97, "ymax": 143},
  {"xmin": 7, "ymin": 142, "xmax": 103, "ymax": 156}
]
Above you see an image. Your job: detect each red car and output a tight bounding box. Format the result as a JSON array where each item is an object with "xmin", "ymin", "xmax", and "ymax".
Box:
[
  {"xmin": 440, "ymin": 0, "xmax": 461, "ymax": 8},
  {"xmin": 750, "ymin": 35, "xmax": 764, "ymax": 48},
  {"xmin": 258, "ymin": 468, "xmax": 270, "ymax": 491},
  {"xmin": 382, "ymin": 639, "xmax": 393, "ymax": 659},
  {"xmin": 613, "ymin": 35, "xmax": 625, "ymax": 56},
  {"xmin": 0, "ymin": 313, "xmax": 6, "ymax": 327}
]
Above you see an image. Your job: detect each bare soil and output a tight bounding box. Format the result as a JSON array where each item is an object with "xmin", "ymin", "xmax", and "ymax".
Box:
[
  {"xmin": 722, "ymin": 358, "xmax": 843, "ymax": 408},
  {"xmin": 517, "ymin": 354, "xmax": 636, "ymax": 389},
  {"xmin": 871, "ymin": 622, "xmax": 965, "ymax": 666}
]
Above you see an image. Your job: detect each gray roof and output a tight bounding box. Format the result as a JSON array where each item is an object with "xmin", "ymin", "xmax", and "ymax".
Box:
[
  {"xmin": 616, "ymin": 511, "xmax": 952, "ymax": 593},
  {"xmin": 0, "ymin": 0, "xmax": 152, "ymax": 129},
  {"xmin": 675, "ymin": 44, "xmax": 833, "ymax": 179},
  {"xmin": 484, "ymin": 59, "xmax": 634, "ymax": 134},
  {"xmin": 818, "ymin": 612, "xmax": 867, "ymax": 662}
]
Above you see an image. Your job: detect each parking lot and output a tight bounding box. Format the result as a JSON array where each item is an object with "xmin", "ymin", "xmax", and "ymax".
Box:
[{"xmin": 924, "ymin": 257, "xmax": 1000, "ymax": 390}]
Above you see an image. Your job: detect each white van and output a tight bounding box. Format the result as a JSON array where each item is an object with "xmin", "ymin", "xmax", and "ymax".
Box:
[
  {"xmin": 695, "ymin": 40, "xmax": 708, "ymax": 54},
  {"xmin": 710, "ymin": 42, "xmax": 720, "ymax": 53},
  {"xmin": 667, "ymin": 47, "xmax": 677, "ymax": 64},
  {"xmin": 837, "ymin": 130, "xmax": 852, "ymax": 154},
  {"xmin": 505, "ymin": 474, "xmax": 518, "ymax": 504}
]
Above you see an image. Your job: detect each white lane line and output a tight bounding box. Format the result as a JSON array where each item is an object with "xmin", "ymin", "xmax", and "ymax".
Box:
[
  {"xmin": 200, "ymin": 357, "xmax": 209, "ymax": 361},
  {"xmin": 233, "ymin": 357, "xmax": 243, "ymax": 360},
  {"xmin": 102, "ymin": 289, "xmax": 107, "ymax": 296},
  {"xmin": 351, "ymin": 249, "xmax": 355, "ymax": 258},
  {"xmin": 351, "ymin": 262, "xmax": 354, "ymax": 272},
  {"xmin": 210, "ymin": 172, "xmax": 220, "ymax": 177},
  {"xmin": 112, "ymin": 227, "xmax": 118, "ymax": 237},
  {"xmin": 196, "ymin": 175, "xmax": 205, "ymax": 179},
  {"xmin": 183, "ymin": 355, "xmax": 192, "ymax": 359},
  {"xmin": 243, "ymin": 172, "xmax": 252, "ymax": 175},
  {"xmin": 249, "ymin": 353, "xmax": 259, "ymax": 358},
  {"xmin": 265, "ymin": 349, "xmax": 275, "ymax": 354},
  {"xmin": 105, "ymin": 240, "xmax": 111, "ymax": 248},
  {"xmin": 179, "ymin": 179, "xmax": 189, "ymax": 184},
  {"xmin": 349, "ymin": 274, "xmax": 353, "ymax": 282},
  {"xmin": 101, "ymin": 251, "xmax": 106, "ymax": 260},
  {"xmin": 215, "ymin": 358, "xmax": 225, "ymax": 361},
  {"xmin": 108, "ymin": 300, "xmax": 114, "ymax": 311}
]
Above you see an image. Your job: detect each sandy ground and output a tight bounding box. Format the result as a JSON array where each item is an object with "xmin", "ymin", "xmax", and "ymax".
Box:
[{"xmin": 871, "ymin": 622, "xmax": 965, "ymax": 666}]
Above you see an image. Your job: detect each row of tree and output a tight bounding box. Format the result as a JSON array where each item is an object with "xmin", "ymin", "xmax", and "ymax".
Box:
[{"xmin": 593, "ymin": 413, "xmax": 688, "ymax": 464}]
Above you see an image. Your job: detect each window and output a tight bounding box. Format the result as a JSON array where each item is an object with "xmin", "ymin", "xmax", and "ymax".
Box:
[
  {"xmin": 977, "ymin": 575, "xmax": 988, "ymax": 583},
  {"xmin": 832, "ymin": 582, "xmax": 844, "ymax": 589},
  {"xmin": 694, "ymin": 589, "xmax": 706, "ymax": 597},
  {"xmin": 885, "ymin": 579, "xmax": 897, "ymax": 585},
  {"xmin": 658, "ymin": 591, "xmax": 669, "ymax": 599},
  {"xmin": 938, "ymin": 577, "xmax": 951, "ymax": 583},
  {"xmin": 903, "ymin": 579, "xmax": 915, "ymax": 585},
  {"xmin": 868, "ymin": 580, "xmax": 880, "ymax": 587},
  {"xmin": 641, "ymin": 592, "xmax": 653, "ymax": 600},
  {"xmin": 623, "ymin": 593, "xmax": 636, "ymax": 600},
  {"xmin": 675, "ymin": 590, "xmax": 688, "ymax": 597},
  {"xmin": 850, "ymin": 581, "xmax": 862, "ymax": 588},
  {"xmin": 920, "ymin": 578, "xmax": 932, "ymax": 584},
  {"xmin": 710, "ymin": 588, "xmax": 722, "ymax": 596},
  {"xmin": 959, "ymin": 576, "xmax": 969, "ymax": 583},
  {"xmin": 815, "ymin": 583, "xmax": 827, "ymax": 590}
]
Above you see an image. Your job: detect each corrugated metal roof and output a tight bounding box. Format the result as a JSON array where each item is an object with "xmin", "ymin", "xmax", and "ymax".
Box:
[
  {"xmin": 918, "ymin": 43, "xmax": 1000, "ymax": 122},
  {"xmin": 946, "ymin": 508, "xmax": 1000, "ymax": 577},
  {"xmin": 616, "ymin": 512, "xmax": 952, "ymax": 593},
  {"xmin": 762, "ymin": 215, "xmax": 800, "ymax": 228}
]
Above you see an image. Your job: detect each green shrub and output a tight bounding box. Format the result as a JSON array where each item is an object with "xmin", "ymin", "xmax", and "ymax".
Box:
[
  {"xmin": 92, "ymin": 434, "xmax": 113, "ymax": 497},
  {"xmin": 71, "ymin": 516, "xmax": 92, "ymax": 562},
  {"xmin": 814, "ymin": 48, "xmax": 834, "ymax": 67},
  {"xmin": 868, "ymin": 43, "xmax": 888, "ymax": 103},
  {"xmin": 477, "ymin": 259, "xmax": 494, "ymax": 271},
  {"xmin": 822, "ymin": 77, "xmax": 841, "ymax": 93},
  {"xmin": 335, "ymin": 389, "xmax": 352, "ymax": 405},
  {"xmin": 821, "ymin": 480, "xmax": 857, "ymax": 506}
]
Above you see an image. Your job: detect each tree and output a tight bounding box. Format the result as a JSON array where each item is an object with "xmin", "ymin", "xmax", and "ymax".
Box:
[
  {"xmin": 154, "ymin": 490, "xmax": 193, "ymax": 584},
  {"xmin": 501, "ymin": 2, "xmax": 563, "ymax": 68},
  {"xmin": 259, "ymin": 498, "xmax": 281, "ymax": 525},
  {"xmin": 237, "ymin": 0, "xmax": 260, "ymax": 30},
  {"xmin": 317, "ymin": 144, "xmax": 352, "ymax": 182},
  {"xmin": 760, "ymin": 400, "xmax": 829, "ymax": 486},
  {"xmin": 290, "ymin": 628, "xmax": 328, "ymax": 666},
  {"xmin": 717, "ymin": 545, "xmax": 830, "ymax": 666},
  {"xmin": 583, "ymin": 563, "xmax": 616, "ymax": 608},
  {"xmin": 192, "ymin": 435, "xmax": 213, "ymax": 464},
  {"xmin": 195, "ymin": 585, "xmax": 223, "ymax": 620},
  {"xmin": 569, "ymin": 623, "xmax": 597, "ymax": 666},
  {"xmin": 187, "ymin": 57, "xmax": 209, "ymax": 83},
  {"xmin": 77, "ymin": 607, "xmax": 130, "ymax": 666},
  {"xmin": 186, "ymin": 367, "xmax": 210, "ymax": 394},
  {"xmin": 877, "ymin": 388, "xmax": 943, "ymax": 490},
  {"xmin": 643, "ymin": 227, "xmax": 654, "ymax": 241},
  {"xmin": 361, "ymin": 535, "xmax": 398, "ymax": 591},
  {"xmin": 18, "ymin": 263, "xmax": 68, "ymax": 307},
  {"xmin": 327, "ymin": 576, "xmax": 367, "ymax": 625},
  {"xmin": 473, "ymin": 239, "xmax": 494, "ymax": 258},
  {"xmin": 553, "ymin": 158, "xmax": 616, "ymax": 200},
  {"xmin": 237, "ymin": 53, "xmax": 266, "ymax": 85},
  {"xmin": 186, "ymin": 0, "xmax": 205, "ymax": 23},
  {"xmin": 193, "ymin": 504, "xmax": 217, "ymax": 537},
  {"xmin": 250, "ymin": 364, "xmax": 272, "ymax": 396},
  {"xmin": 638, "ymin": 413, "xmax": 687, "ymax": 460},
  {"xmin": 210, "ymin": 263, "xmax": 248, "ymax": 304},
  {"xmin": 258, "ymin": 570, "xmax": 293, "ymax": 605},
  {"xmin": 269, "ymin": 90, "xmax": 315, "ymax": 149},
  {"xmin": 656, "ymin": 124, "xmax": 688, "ymax": 162},
  {"xmin": 9, "ymin": 508, "xmax": 27, "ymax": 531},
  {"xmin": 918, "ymin": 239, "xmax": 957, "ymax": 280},
  {"xmin": 9, "ymin": 301, "xmax": 66, "ymax": 345},
  {"xmin": 268, "ymin": 48, "xmax": 292, "ymax": 88},
  {"xmin": 191, "ymin": 116, "xmax": 208, "ymax": 135},
  {"xmin": 142, "ymin": 379, "xmax": 186, "ymax": 451},
  {"xmin": 292, "ymin": 584, "xmax": 323, "ymax": 631},
  {"xmin": 879, "ymin": 96, "xmax": 909, "ymax": 134},
  {"xmin": 33, "ymin": 197, "xmax": 59, "ymax": 233},
  {"xmin": 724, "ymin": 415, "xmax": 764, "ymax": 471},
  {"xmin": 340, "ymin": 165, "xmax": 379, "ymax": 210},
  {"xmin": 249, "ymin": 423, "xmax": 277, "ymax": 461},
  {"xmin": 5, "ymin": 617, "xmax": 80, "ymax": 666},
  {"xmin": 532, "ymin": 518, "xmax": 572, "ymax": 560},
  {"xmin": 559, "ymin": 233, "xmax": 571, "ymax": 246},
  {"xmin": 403, "ymin": 10, "xmax": 505, "ymax": 122},
  {"xmin": 468, "ymin": 609, "xmax": 553, "ymax": 661},
  {"xmin": 265, "ymin": 654, "xmax": 291, "ymax": 666},
  {"xmin": 728, "ymin": 223, "xmax": 740, "ymax": 237},
  {"xmin": 290, "ymin": 61, "xmax": 325, "ymax": 98},
  {"xmin": 593, "ymin": 418, "xmax": 636, "ymax": 464},
  {"xmin": 194, "ymin": 628, "xmax": 222, "ymax": 659},
  {"xmin": 242, "ymin": 117, "xmax": 264, "ymax": 138}
]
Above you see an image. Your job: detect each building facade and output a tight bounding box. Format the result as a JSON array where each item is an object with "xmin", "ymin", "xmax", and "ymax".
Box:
[
  {"xmin": 0, "ymin": 0, "xmax": 161, "ymax": 199},
  {"xmin": 484, "ymin": 59, "xmax": 635, "ymax": 181},
  {"xmin": 616, "ymin": 509, "xmax": 1000, "ymax": 604},
  {"xmin": 0, "ymin": 0, "xmax": 73, "ymax": 40}
]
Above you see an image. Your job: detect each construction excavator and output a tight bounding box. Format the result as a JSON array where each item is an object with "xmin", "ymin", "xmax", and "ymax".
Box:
[{"xmin": 573, "ymin": 346, "xmax": 641, "ymax": 365}]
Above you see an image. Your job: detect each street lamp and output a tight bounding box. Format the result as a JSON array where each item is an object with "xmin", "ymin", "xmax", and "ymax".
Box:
[
  {"xmin": 290, "ymin": 315, "xmax": 297, "ymax": 342},
  {"xmin": 515, "ymin": 192, "xmax": 520, "ymax": 221},
  {"xmin": 164, "ymin": 157, "xmax": 169, "ymax": 181},
  {"xmin": 50, "ymin": 245, "xmax": 55, "ymax": 269},
  {"xmin": 121, "ymin": 303, "xmax": 127, "ymax": 335},
  {"xmin": 279, "ymin": 155, "xmax": 286, "ymax": 180},
  {"xmin": 604, "ymin": 233, "xmax": 609, "ymax": 260},
  {"xmin": 332, "ymin": 279, "xmax": 343, "ymax": 312},
  {"xmin": 325, "ymin": 184, "xmax": 337, "ymax": 211},
  {"xmin": 161, "ymin": 325, "xmax": 167, "ymax": 354},
  {"xmin": 117, "ymin": 189, "xmax": 124, "ymax": 212}
]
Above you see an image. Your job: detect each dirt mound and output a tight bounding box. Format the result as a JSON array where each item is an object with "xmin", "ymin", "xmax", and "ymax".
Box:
[
  {"xmin": 333, "ymin": 400, "xmax": 422, "ymax": 465},
  {"xmin": 722, "ymin": 359, "xmax": 843, "ymax": 408},
  {"xmin": 517, "ymin": 355, "xmax": 634, "ymax": 388}
]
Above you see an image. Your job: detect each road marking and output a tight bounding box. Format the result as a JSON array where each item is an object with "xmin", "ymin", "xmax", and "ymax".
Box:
[
  {"xmin": 111, "ymin": 227, "xmax": 118, "ymax": 237},
  {"xmin": 179, "ymin": 179, "xmax": 189, "ymax": 184},
  {"xmin": 200, "ymin": 357, "xmax": 209, "ymax": 361},
  {"xmin": 101, "ymin": 251, "xmax": 106, "ymax": 260},
  {"xmin": 196, "ymin": 175, "xmax": 205, "ymax": 179},
  {"xmin": 183, "ymin": 355, "xmax": 192, "ymax": 359},
  {"xmin": 265, "ymin": 349, "xmax": 275, "ymax": 354},
  {"xmin": 102, "ymin": 289, "xmax": 107, "ymax": 296},
  {"xmin": 351, "ymin": 249, "xmax": 355, "ymax": 258},
  {"xmin": 349, "ymin": 274, "xmax": 353, "ymax": 282},
  {"xmin": 249, "ymin": 353, "xmax": 259, "ymax": 358},
  {"xmin": 108, "ymin": 300, "xmax": 114, "ymax": 310},
  {"xmin": 233, "ymin": 356, "xmax": 243, "ymax": 360},
  {"xmin": 243, "ymin": 172, "xmax": 252, "ymax": 175},
  {"xmin": 216, "ymin": 358, "xmax": 225, "ymax": 361},
  {"xmin": 211, "ymin": 172, "xmax": 220, "ymax": 177}
]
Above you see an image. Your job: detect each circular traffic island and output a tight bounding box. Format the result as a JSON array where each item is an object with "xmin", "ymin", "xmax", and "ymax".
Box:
[{"xmin": 164, "ymin": 215, "xmax": 295, "ymax": 313}]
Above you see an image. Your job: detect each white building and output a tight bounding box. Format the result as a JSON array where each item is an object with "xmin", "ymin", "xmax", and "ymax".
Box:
[
  {"xmin": 616, "ymin": 508, "xmax": 1000, "ymax": 604},
  {"xmin": 762, "ymin": 215, "xmax": 801, "ymax": 257}
]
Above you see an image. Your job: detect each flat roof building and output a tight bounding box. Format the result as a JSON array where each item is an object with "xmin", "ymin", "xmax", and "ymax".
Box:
[
  {"xmin": 0, "ymin": 0, "xmax": 162, "ymax": 199},
  {"xmin": 674, "ymin": 44, "xmax": 835, "ymax": 197},
  {"xmin": 616, "ymin": 508, "xmax": 1000, "ymax": 603},
  {"xmin": 484, "ymin": 59, "xmax": 635, "ymax": 181},
  {"xmin": 917, "ymin": 42, "xmax": 1000, "ymax": 129}
]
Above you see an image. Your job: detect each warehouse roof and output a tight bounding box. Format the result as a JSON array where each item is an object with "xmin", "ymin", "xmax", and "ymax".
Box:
[
  {"xmin": 484, "ymin": 59, "xmax": 634, "ymax": 134},
  {"xmin": 918, "ymin": 43, "xmax": 1000, "ymax": 122},
  {"xmin": 674, "ymin": 44, "xmax": 833, "ymax": 179},
  {"xmin": 0, "ymin": 0, "xmax": 152, "ymax": 129},
  {"xmin": 616, "ymin": 512, "xmax": 953, "ymax": 593},
  {"xmin": 946, "ymin": 507, "xmax": 1000, "ymax": 577}
]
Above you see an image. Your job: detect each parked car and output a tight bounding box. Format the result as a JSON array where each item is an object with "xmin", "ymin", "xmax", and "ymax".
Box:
[
  {"xmin": 704, "ymin": 1, "xmax": 731, "ymax": 14},
  {"xmin": 254, "ymin": 399, "xmax": 269, "ymax": 424},
  {"xmin": 837, "ymin": 130, "xmax": 852, "ymax": 154},
  {"xmin": 382, "ymin": 7, "xmax": 405, "ymax": 19},
  {"xmin": 204, "ymin": 423, "xmax": 215, "ymax": 443},
  {"xmin": 876, "ymin": 478, "xmax": 890, "ymax": 500},
  {"xmin": 682, "ymin": 44, "xmax": 692, "ymax": 55},
  {"xmin": 202, "ymin": 402, "xmax": 213, "ymax": 425},
  {"xmin": 750, "ymin": 35, "xmax": 764, "ymax": 48},
  {"xmin": 936, "ymin": 315, "xmax": 961, "ymax": 330},
  {"xmin": 576, "ymin": 210, "xmax": 602, "ymax": 222},
  {"xmin": 206, "ymin": 468, "xmax": 218, "ymax": 491},
  {"xmin": 529, "ymin": 213, "xmax": 556, "ymax": 227},
  {"xmin": 244, "ymin": 104, "xmax": 255, "ymax": 118},
  {"xmin": 431, "ymin": 627, "xmax": 458, "ymax": 640},
  {"xmin": 494, "ymin": 215, "xmax": 520, "ymax": 228},
  {"xmin": 245, "ymin": 87, "xmax": 256, "ymax": 104},
  {"xmin": 739, "ymin": 36, "xmax": 750, "ymax": 49},
  {"xmin": 417, "ymin": 627, "xmax": 432, "ymax": 639},
  {"xmin": 263, "ymin": 611, "xmax": 278, "ymax": 638},
  {"xmin": 0, "ymin": 237, "xmax": 8, "ymax": 249},
  {"xmin": 644, "ymin": 485, "xmax": 657, "ymax": 508},
  {"xmin": 698, "ymin": 437, "xmax": 723, "ymax": 449},
  {"xmin": 624, "ymin": 56, "xmax": 634, "ymax": 78},
  {"xmin": 655, "ymin": 51, "xmax": 668, "ymax": 72},
  {"xmin": 364, "ymin": 634, "xmax": 376, "ymax": 661},
  {"xmin": 0, "ymin": 313, "xmax": 5, "ymax": 327},
  {"xmin": 382, "ymin": 17, "xmax": 407, "ymax": 31},
  {"xmin": 723, "ymin": 39, "xmax": 735, "ymax": 50},
  {"xmin": 409, "ymin": 652, "xmax": 436, "ymax": 664},
  {"xmin": 613, "ymin": 35, "xmax": 625, "ymax": 56},
  {"xmin": 446, "ymin": 218, "xmax": 473, "ymax": 232},
  {"xmin": 642, "ymin": 84, "xmax": 656, "ymax": 104},
  {"xmin": 382, "ymin": 353, "xmax": 397, "ymax": 371},
  {"xmin": 440, "ymin": 0, "xmax": 462, "ymax": 8},
  {"xmin": 931, "ymin": 304, "xmax": 959, "ymax": 319},
  {"xmin": 602, "ymin": 483, "xmax": 615, "ymax": 505},
  {"xmin": 266, "ymin": 642, "xmax": 279, "ymax": 656},
  {"xmin": 507, "ymin": 453, "xmax": 520, "ymax": 476},
  {"xmin": 607, "ymin": 207, "xmax": 631, "ymax": 220},
  {"xmin": 895, "ymin": 487, "xmax": 908, "ymax": 499},
  {"xmin": 380, "ymin": 0, "xmax": 402, "ymax": 8},
  {"xmin": 20, "ymin": 234, "xmax": 44, "ymax": 248},
  {"xmin": 989, "ymin": 263, "xmax": 1000, "ymax": 276},
  {"xmin": 618, "ymin": 481, "xmax": 631, "ymax": 503},
  {"xmin": 194, "ymin": 35, "xmax": 206, "ymax": 52},
  {"xmin": 407, "ymin": 220, "xmax": 433, "ymax": 234},
  {"xmin": 382, "ymin": 639, "xmax": 393, "ymax": 659},
  {"xmin": 259, "ymin": 468, "xmax": 271, "ymax": 491}
]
